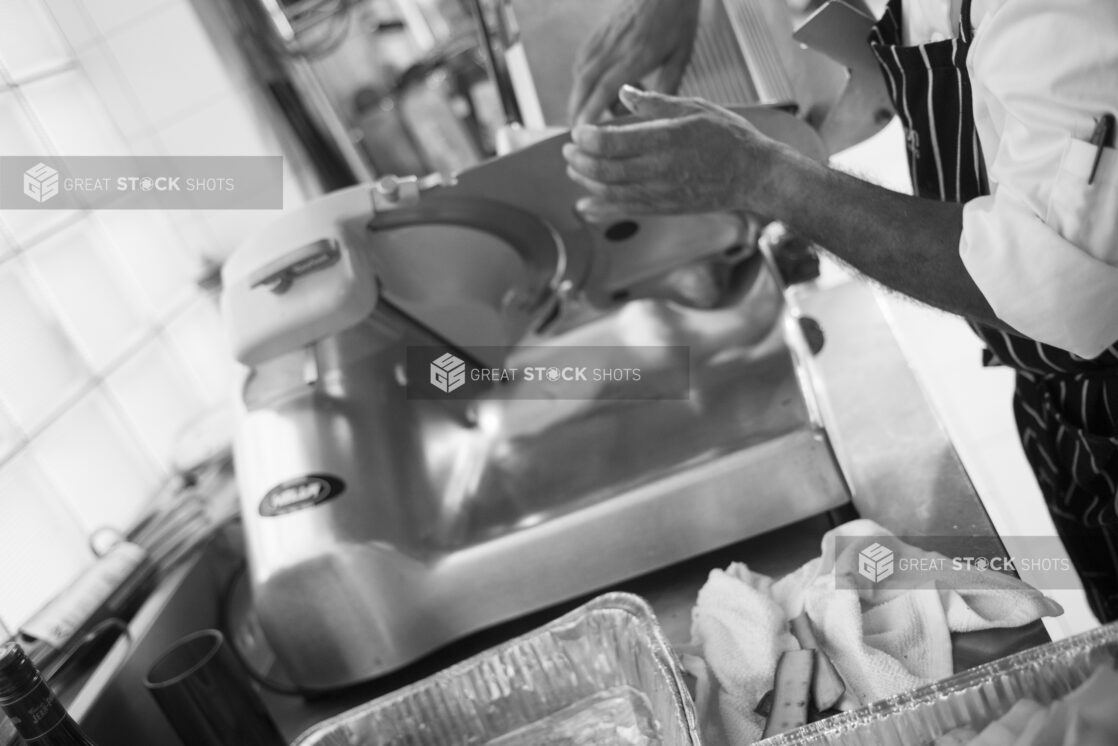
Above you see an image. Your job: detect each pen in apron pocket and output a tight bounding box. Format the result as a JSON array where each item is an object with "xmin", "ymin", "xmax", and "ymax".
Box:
[{"xmin": 1088, "ymin": 112, "xmax": 1115, "ymax": 185}]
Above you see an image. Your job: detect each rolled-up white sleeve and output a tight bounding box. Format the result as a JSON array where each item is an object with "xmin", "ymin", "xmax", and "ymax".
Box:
[{"xmin": 960, "ymin": 0, "xmax": 1118, "ymax": 359}]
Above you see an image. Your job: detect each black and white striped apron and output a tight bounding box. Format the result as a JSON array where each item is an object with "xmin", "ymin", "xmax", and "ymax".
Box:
[{"xmin": 870, "ymin": 0, "xmax": 1118, "ymax": 621}]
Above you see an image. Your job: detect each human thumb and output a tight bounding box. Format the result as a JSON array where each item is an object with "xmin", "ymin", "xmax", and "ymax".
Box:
[{"xmin": 619, "ymin": 84, "xmax": 697, "ymax": 120}]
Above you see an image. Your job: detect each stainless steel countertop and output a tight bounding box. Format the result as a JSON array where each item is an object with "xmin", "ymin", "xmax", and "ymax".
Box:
[
  {"xmin": 791, "ymin": 278, "xmax": 1049, "ymax": 673},
  {"xmin": 797, "ymin": 279, "xmax": 1002, "ymax": 539},
  {"xmin": 252, "ymin": 276, "xmax": 1047, "ymax": 742}
]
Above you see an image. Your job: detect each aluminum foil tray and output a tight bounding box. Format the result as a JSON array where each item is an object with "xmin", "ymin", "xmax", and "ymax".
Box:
[
  {"xmin": 758, "ymin": 621, "xmax": 1118, "ymax": 746},
  {"xmin": 291, "ymin": 593, "xmax": 701, "ymax": 746}
]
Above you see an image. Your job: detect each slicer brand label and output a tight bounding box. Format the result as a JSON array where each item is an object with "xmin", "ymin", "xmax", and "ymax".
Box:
[{"xmin": 259, "ymin": 475, "xmax": 345, "ymax": 516}]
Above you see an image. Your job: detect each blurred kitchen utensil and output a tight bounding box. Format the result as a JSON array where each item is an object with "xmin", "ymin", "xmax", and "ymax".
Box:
[
  {"xmin": 3, "ymin": 414, "xmax": 240, "ymax": 744},
  {"xmin": 125, "ymin": 407, "xmax": 241, "ymax": 578},
  {"xmin": 145, "ymin": 629, "xmax": 285, "ymax": 746},
  {"xmin": 10, "ymin": 542, "xmax": 151, "ymax": 678},
  {"xmin": 125, "ymin": 462, "xmax": 239, "ymax": 578}
]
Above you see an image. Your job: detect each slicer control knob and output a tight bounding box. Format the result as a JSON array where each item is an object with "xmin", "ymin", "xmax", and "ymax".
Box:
[
  {"xmin": 376, "ymin": 176, "xmax": 401, "ymax": 201},
  {"xmin": 370, "ymin": 175, "xmax": 425, "ymax": 211}
]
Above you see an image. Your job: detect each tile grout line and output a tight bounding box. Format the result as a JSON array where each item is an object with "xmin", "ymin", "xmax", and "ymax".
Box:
[{"xmin": 0, "ymin": 287, "xmax": 211, "ymax": 473}]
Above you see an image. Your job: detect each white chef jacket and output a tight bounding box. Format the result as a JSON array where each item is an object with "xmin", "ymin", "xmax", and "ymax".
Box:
[{"xmin": 903, "ymin": 0, "xmax": 1118, "ymax": 358}]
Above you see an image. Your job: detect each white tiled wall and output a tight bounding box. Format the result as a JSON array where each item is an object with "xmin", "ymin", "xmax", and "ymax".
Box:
[{"xmin": 0, "ymin": 0, "xmax": 308, "ymax": 629}]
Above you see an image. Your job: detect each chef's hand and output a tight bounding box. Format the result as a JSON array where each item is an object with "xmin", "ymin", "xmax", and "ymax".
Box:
[
  {"xmin": 563, "ymin": 86, "xmax": 784, "ymax": 218},
  {"xmin": 567, "ymin": 0, "xmax": 700, "ymax": 126}
]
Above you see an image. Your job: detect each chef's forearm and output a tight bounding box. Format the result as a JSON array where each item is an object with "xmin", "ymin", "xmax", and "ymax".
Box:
[{"xmin": 756, "ymin": 149, "xmax": 1007, "ymax": 328}]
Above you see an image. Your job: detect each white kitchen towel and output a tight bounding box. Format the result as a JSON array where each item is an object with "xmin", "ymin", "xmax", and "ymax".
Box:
[
  {"xmin": 681, "ymin": 519, "xmax": 1064, "ymax": 744},
  {"xmin": 678, "ymin": 563, "xmax": 800, "ymax": 745}
]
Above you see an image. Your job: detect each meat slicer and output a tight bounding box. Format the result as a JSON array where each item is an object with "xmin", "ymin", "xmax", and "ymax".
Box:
[{"xmin": 221, "ymin": 111, "xmax": 850, "ymax": 690}]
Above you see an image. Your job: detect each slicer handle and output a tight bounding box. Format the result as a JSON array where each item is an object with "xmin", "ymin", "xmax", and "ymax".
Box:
[{"xmin": 247, "ymin": 238, "xmax": 350, "ymax": 296}]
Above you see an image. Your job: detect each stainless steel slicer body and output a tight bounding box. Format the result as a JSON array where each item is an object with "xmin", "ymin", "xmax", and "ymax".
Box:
[{"xmin": 222, "ymin": 118, "xmax": 850, "ymax": 690}]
